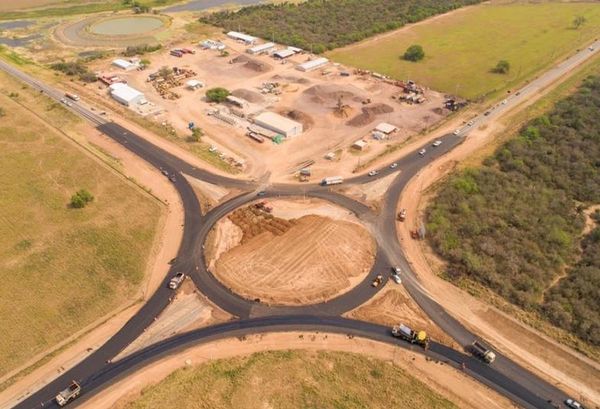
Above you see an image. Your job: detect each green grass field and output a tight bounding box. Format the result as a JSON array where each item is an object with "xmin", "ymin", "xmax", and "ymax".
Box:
[
  {"xmin": 328, "ymin": 1, "xmax": 600, "ymax": 100},
  {"xmin": 0, "ymin": 74, "xmax": 162, "ymax": 377},
  {"xmin": 119, "ymin": 350, "xmax": 459, "ymax": 409}
]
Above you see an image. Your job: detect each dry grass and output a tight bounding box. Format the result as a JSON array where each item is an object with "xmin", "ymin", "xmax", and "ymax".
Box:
[
  {"xmin": 117, "ymin": 350, "xmax": 460, "ymax": 409},
  {"xmin": 0, "ymin": 72, "xmax": 162, "ymax": 377}
]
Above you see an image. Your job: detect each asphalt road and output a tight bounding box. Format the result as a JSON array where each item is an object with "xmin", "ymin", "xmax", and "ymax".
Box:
[{"xmin": 3, "ymin": 38, "xmax": 600, "ymax": 409}]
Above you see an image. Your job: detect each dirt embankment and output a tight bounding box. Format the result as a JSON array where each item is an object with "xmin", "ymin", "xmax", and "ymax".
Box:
[{"xmin": 209, "ymin": 201, "xmax": 376, "ymax": 305}]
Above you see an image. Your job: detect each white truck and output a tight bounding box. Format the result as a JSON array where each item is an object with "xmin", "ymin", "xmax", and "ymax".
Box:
[
  {"xmin": 55, "ymin": 381, "xmax": 81, "ymax": 406},
  {"xmin": 320, "ymin": 176, "xmax": 343, "ymax": 186},
  {"xmin": 470, "ymin": 340, "xmax": 496, "ymax": 363}
]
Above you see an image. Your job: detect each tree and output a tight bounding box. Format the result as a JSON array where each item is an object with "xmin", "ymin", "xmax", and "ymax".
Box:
[
  {"xmin": 158, "ymin": 66, "xmax": 172, "ymax": 80},
  {"xmin": 188, "ymin": 127, "xmax": 203, "ymax": 142},
  {"xmin": 493, "ymin": 60, "xmax": 510, "ymax": 74},
  {"xmin": 403, "ymin": 44, "xmax": 425, "ymax": 62},
  {"xmin": 70, "ymin": 189, "xmax": 94, "ymax": 209},
  {"xmin": 573, "ymin": 15, "xmax": 586, "ymax": 29},
  {"xmin": 205, "ymin": 87, "xmax": 230, "ymax": 103}
]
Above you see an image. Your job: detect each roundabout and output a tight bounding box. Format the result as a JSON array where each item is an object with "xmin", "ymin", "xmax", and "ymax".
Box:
[
  {"xmin": 55, "ymin": 13, "xmax": 170, "ymax": 47},
  {"xmin": 205, "ymin": 198, "xmax": 377, "ymax": 306}
]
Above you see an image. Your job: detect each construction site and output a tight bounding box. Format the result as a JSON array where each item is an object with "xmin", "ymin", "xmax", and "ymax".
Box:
[
  {"xmin": 204, "ymin": 198, "xmax": 377, "ymax": 306},
  {"xmin": 88, "ymin": 33, "xmax": 456, "ymax": 180}
]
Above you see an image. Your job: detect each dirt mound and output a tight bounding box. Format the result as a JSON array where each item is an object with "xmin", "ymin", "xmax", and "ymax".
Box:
[
  {"xmin": 228, "ymin": 205, "xmax": 297, "ymax": 244},
  {"xmin": 303, "ymin": 84, "xmax": 364, "ymax": 104},
  {"xmin": 346, "ymin": 103, "xmax": 394, "ymax": 127},
  {"xmin": 214, "ymin": 214, "xmax": 376, "ymax": 305},
  {"xmin": 279, "ymin": 109, "xmax": 314, "ymax": 131},
  {"xmin": 231, "ymin": 89, "xmax": 264, "ymax": 104},
  {"xmin": 271, "ymin": 74, "xmax": 311, "ymax": 85},
  {"xmin": 230, "ymin": 55, "xmax": 271, "ymax": 72}
]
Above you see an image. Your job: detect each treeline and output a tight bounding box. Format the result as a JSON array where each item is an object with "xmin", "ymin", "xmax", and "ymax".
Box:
[
  {"xmin": 201, "ymin": 0, "xmax": 482, "ymax": 53},
  {"xmin": 426, "ymin": 75, "xmax": 600, "ymax": 345}
]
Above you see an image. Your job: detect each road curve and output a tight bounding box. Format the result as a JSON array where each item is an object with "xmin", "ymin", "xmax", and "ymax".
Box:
[{"xmin": 4, "ymin": 38, "xmax": 600, "ymax": 409}]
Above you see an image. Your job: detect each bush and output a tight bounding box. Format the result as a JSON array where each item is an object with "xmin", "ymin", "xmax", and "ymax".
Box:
[
  {"xmin": 205, "ymin": 87, "xmax": 230, "ymax": 103},
  {"xmin": 70, "ymin": 189, "xmax": 94, "ymax": 209},
  {"xmin": 123, "ymin": 44, "xmax": 162, "ymax": 57},
  {"xmin": 202, "ymin": 0, "xmax": 482, "ymax": 52},
  {"xmin": 426, "ymin": 75, "xmax": 600, "ymax": 345},
  {"xmin": 492, "ymin": 60, "xmax": 510, "ymax": 74},
  {"xmin": 50, "ymin": 60, "xmax": 97, "ymax": 83},
  {"xmin": 403, "ymin": 44, "xmax": 425, "ymax": 62}
]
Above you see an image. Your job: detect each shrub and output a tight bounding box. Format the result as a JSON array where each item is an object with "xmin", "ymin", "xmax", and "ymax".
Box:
[
  {"xmin": 70, "ymin": 189, "xmax": 94, "ymax": 209},
  {"xmin": 492, "ymin": 60, "xmax": 510, "ymax": 74},
  {"xmin": 205, "ymin": 87, "xmax": 230, "ymax": 103},
  {"xmin": 403, "ymin": 44, "xmax": 425, "ymax": 62}
]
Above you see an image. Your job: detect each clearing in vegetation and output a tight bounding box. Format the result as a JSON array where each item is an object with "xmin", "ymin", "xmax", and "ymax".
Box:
[
  {"xmin": 0, "ymin": 78, "xmax": 161, "ymax": 377},
  {"xmin": 328, "ymin": 2, "xmax": 600, "ymax": 100},
  {"xmin": 201, "ymin": 0, "xmax": 482, "ymax": 54},
  {"xmin": 211, "ymin": 205, "xmax": 375, "ymax": 305},
  {"xmin": 117, "ymin": 350, "xmax": 460, "ymax": 409},
  {"xmin": 426, "ymin": 74, "xmax": 600, "ymax": 346}
]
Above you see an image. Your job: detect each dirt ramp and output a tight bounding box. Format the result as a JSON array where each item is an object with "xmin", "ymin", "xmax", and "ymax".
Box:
[{"xmin": 303, "ymin": 84, "xmax": 366, "ymax": 104}]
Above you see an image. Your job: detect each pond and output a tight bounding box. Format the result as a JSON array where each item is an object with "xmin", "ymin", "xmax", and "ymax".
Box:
[{"xmin": 89, "ymin": 16, "xmax": 164, "ymax": 36}]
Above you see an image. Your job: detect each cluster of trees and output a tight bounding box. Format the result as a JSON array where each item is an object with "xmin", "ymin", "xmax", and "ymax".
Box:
[
  {"xmin": 70, "ymin": 189, "xmax": 94, "ymax": 209},
  {"xmin": 202, "ymin": 0, "xmax": 482, "ymax": 53},
  {"xmin": 205, "ymin": 87, "xmax": 230, "ymax": 103},
  {"xmin": 50, "ymin": 61, "xmax": 96, "ymax": 83},
  {"xmin": 426, "ymin": 75, "xmax": 600, "ymax": 345},
  {"xmin": 122, "ymin": 44, "xmax": 162, "ymax": 57}
]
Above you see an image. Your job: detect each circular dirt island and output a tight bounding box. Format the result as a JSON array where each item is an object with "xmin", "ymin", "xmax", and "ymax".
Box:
[{"xmin": 205, "ymin": 198, "xmax": 376, "ymax": 306}]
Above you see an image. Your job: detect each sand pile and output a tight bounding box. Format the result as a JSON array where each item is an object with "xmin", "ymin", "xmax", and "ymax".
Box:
[
  {"xmin": 303, "ymin": 84, "xmax": 364, "ymax": 104},
  {"xmin": 271, "ymin": 74, "xmax": 311, "ymax": 84},
  {"xmin": 230, "ymin": 55, "xmax": 271, "ymax": 72},
  {"xmin": 232, "ymin": 89, "xmax": 264, "ymax": 103},
  {"xmin": 346, "ymin": 103, "xmax": 394, "ymax": 127},
  {"xmin": 279, "ymin": 109, "xmax": 314, "ymax": 131}
]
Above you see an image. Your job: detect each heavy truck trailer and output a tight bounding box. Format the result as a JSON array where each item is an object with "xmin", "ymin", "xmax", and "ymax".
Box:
[
  {"xmin": 391, "ymin": 324, "xmax": 429, "ymax": 348},
  {"xmin": 469, "ymin": 340, "xmax": 496, "ymax": 363}
]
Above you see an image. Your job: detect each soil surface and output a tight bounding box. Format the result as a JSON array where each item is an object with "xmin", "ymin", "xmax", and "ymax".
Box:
[{"xmin": 208, "ymin": 199, "xmax": 376, "ymax": 305}]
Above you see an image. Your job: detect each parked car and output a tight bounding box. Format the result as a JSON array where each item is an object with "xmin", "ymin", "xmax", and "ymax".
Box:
[
  {"xmin": 390, "ymin": 163, "xmax": 398, "ymax": 169},
  {"xmin": 502, "ymin": 99, "xmax": 508, "ymax": 105},
  {"xmin": 169, "ymin": 175, "xmax": 176, "ymax": 183},
  {"xmin": 391, "ymin": 274, "xmax": 402, "ymax": 284},
  {"xmin": 453, "ymin": 129, "xmax": 460, "ymax": 135},
  {"xmin": 368, "ymin": 170, "xmax": 379, "ymax": 176},
  {"xmin": 392, "ymin": 266, "xmax": 402, "ymax": 275},
  {"xmin": 418, "ymin": 149, "xmax": 426, "ymax": 156},
  {"xmin": 208, "ymin": 146, "xmax": 217, "ymax": 153},
  {"xmin": 432, "ymin": 140, "xmax": 442, "ymax": 147},
  {"xmin": 467, "ymin": 120, "xmax": 474, "ymax": 126},
  {"xmin": 169, "ymin": 272, "xmax": 185, "ymax": 289},
  {"xmin": 257, "ymin": 191, "xmax": 266, "ymax": 197}
]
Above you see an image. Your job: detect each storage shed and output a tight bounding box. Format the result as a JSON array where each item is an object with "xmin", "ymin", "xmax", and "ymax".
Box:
[
  {"xmin": 112, "ymin": 59, "xmax": 138, "ymax": 71},
  {"xmin": 109, "ymin": 83, "xmax": 145, "ymax": 106},
  {"xmin": 247, "ymin": 42, "xmax": 275, "ymax": 55},
  {"xmin": 227, "ymin": 31, "xmax": 256, "ymax": 45},
  {"xmin": 296, "ymin": 57, "xmax": 329, "ymax": 72},
  {"xmin": 254, "ymin": 111, "xmax": 303, "ymax": 137},
  {"xmin": 375, "ymin": 122, "xmax": 397, "ymax": 134},
  {"xmin": 352, "ymin": 139, "xmax": 368, "ymax": 151},
  {"xmin": 274, "ymin": 49, "xmax": 295, "ymax": 59}
]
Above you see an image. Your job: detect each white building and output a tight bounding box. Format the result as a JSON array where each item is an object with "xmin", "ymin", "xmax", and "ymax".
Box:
[
  {"xmin": 254, "ymin": 111, "xmax": 303, "ymax": 137},
  {"xmin": 247, "ymin": 42, "xmax": 275, "ymax": 55},
  {"xmin": 109, "ymin": 83, "xmax": 145, "ymax": 106},
  {"xmin": 296, "ymin": 57, "xmax": 329, "ymax": 72},
  {"xmin": 375, "ymin": 122, "xmax": 397, "ymax": 134},
  {"xmin": 112, "ymin": 59, "xmax": 138, "ymax": 71},
  {"xmin": 186, "ymin": 79, "xmax": 204, "ymax": 90},
  {"xmin": 274, "ymin": 48, "xmax": 295, "ymax": 59},
  {"xmin": 352, "ymin": 139, "xmax": 368, "ymax": 151},
  {"xmin": 227, "ymin": 31, "xmax": 257, "ymax": 45},
  {"xmin": 200, "ymin": 39, "xmax": 225, "ymax": 50}
]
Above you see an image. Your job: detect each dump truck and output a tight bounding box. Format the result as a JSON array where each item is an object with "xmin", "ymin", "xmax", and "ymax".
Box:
[
  {"xmin": 65, "ymin": 92, "xmax": 80, "ymax": 101},
  {"xmin": 55, "ymin": 381, "xmax": 80, "ymax": 406},
  {"xmin": 469, "ymin": 340, "xmax": 496, "ymax": 363},
  {"xmin": 391, "ymin": 324, "xmax": 429, "ymax": 347},
  {"xmin": 320, "ymin": 176, "xmax": 343, "ymax": 186}
]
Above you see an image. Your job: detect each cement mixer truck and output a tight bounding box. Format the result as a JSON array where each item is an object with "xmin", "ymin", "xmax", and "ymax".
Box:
[{"xmin": 391, "ymin": 324, "xmax": 429, "ymax": 348}]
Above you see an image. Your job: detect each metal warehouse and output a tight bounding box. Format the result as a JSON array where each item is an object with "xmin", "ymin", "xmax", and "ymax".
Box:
[
  {"xmin": 247, "ymin": 42, "xmax": 275, "ymax": 55},
  {"xmin": 254, "ymin": 111, "xmax": 303, "ymax": 137},
  {"xmin": 227, "ymin": 31, "xmax": 257, "ymax": 45},
  {"xmin": 109, "ymin": 83, "xmax": 145, "ymax": 106},
  {"xmin": 296, "ymin": 57, "xmax": 329, "ymax": 72}
]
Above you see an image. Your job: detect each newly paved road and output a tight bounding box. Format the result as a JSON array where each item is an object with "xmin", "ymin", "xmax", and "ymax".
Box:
[{"xmin": 3, "ymin": 38, "xmax": 600, "ymax": 409}]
